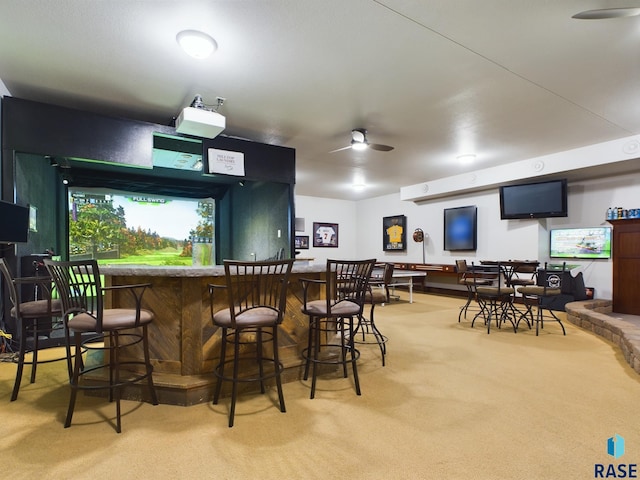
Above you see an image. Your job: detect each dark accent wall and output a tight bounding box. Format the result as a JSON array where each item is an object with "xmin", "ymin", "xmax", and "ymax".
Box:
[
  {"xmin": 202, "ymin": 136, "xmax": 295, "ymax": 185},
  {"xmin": 218, "ymin": 181, "xmax": 292, "ymax": 261},
  {"xmin": 1, "ymin": 96, "xmax": 297, "ymax": 265},
  {"xmin": 14, "ymin": 153, "xmax": 62, "ymax": 263}
]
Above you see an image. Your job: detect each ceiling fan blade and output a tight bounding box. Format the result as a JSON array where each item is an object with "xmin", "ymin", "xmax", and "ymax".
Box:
[
  {"xmin": 329, "ymin": 145, "xmax": 352, "ymax": 153},
  {"xmin": 369, "ymin": 143, "xmax": 394, "ymax": 152},
  {"xmin": 572, "ymin": 8, "xmax": 640, "ymax": 19}
]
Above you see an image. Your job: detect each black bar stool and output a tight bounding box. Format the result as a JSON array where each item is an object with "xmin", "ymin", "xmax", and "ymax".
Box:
[
  {"xmin": 300, "ymin": 259, "xmax": 376, "ymax": 399},
  {"xmin": 209, "ymin": 259, "xmax": 294, "ymax": 427}
]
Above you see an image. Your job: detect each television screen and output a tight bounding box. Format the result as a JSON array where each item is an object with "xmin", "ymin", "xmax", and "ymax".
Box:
[
  {"xmin": 500, "ymin": 179, "xmax": 567, "ymax": 219},
  {"xmin": 0, "ymin": 200, "xmax": 29, "ymax": 243},
  {"xmin": 444, "ymin": 206, "xmax": 477, "ymax": 251},
  {"xmin": 68, "ymin": 188, "xmax": 215, "ymax": 266},
  {"xmin": 550, "ymin": 227, "xmax": 612, "ymax": 259}
]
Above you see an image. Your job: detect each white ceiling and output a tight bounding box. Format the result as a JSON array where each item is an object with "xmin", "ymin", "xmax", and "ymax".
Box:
[{"xmin": 1, "ymin": 0, "xmax": 640, "ymax": 200}]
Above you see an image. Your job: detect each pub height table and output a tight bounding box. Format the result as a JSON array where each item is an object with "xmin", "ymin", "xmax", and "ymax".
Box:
[{"xmin": 479, "ymin": 259, "xmax": 540, "ymax": 323}]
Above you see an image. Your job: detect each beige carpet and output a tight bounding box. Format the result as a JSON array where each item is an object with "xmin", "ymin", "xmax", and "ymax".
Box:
[{"xmin": 2, "ymin": 293, "xmax": 639, "ymax": 480}]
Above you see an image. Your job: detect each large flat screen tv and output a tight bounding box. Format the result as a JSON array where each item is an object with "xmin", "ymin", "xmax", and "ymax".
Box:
[
  {"xmin": 499, "ymin": 179, "xmax": 568, "ymax": 219},
  {"xmin": 0, "ymin": 200, "xmax": 29, "ymax": 243},
  {"xmin": 444, "ymin": 205, "xmax": 477, "ymax": 251},
  {"xmin": 550, "ymin": 226, "xmax": 612, "ymax": 259}
]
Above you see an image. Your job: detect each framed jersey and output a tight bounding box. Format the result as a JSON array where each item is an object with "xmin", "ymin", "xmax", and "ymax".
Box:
[
  {"xmin": 383, "ymin": 215, "xmax": 406, "ymax": 251},
  {"xmin": 313, "ymin": 222, "xmax": 339, "ymax": 247}
]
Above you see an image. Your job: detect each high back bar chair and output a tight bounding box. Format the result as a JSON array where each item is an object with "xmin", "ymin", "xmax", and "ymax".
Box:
[
  {"xmin": 44, "ymin": 259, "xmax": 158, "ymax": 433},
  {"xmin": 300, "ymin": 258, "xmax": 376, "ymax": 399},
  {"xmin": 0, "ymin": 258, "xmax": 65, "ymax": 401},
  {"xmin": 456, "ymin": 259, "xmax": 493, "ymax": 323},
  {"xmin": 209, "ymin": 259, "xmax": 294, "ymax": 427},
  {"xmin": 516, "ymin": 262, "xmax": 567, "ymax": 335},
  {"xmin": 355, "ymin": 262, "xmax": 394, "ymax": 366}
]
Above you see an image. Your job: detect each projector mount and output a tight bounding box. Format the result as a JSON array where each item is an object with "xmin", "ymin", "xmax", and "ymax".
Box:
[{"xmin": 189, "ymin": 94, "xmax": 225, "ymax": 112}]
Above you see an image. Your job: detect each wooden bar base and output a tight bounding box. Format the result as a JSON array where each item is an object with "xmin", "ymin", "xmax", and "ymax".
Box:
[{"xmin": 99, "ymin": 265, "xmax": 326, "ymax": 405}]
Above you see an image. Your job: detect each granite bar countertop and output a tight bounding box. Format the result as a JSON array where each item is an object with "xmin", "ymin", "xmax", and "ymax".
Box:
[{"xmin": 100, "ymin": 263, "xmax": 326, "ymax": 277}]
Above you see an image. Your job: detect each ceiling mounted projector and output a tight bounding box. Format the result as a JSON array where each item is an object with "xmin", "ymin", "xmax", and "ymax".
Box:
[{"xmin": 175, "ymin": 95, "xmax": 226, "ymax": 139}]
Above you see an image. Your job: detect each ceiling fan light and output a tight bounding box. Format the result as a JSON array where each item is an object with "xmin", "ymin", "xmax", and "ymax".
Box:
[
  {"xmin": 177, "ymin": 30, "xmax": 217, "ymax": 59},
  {"xmin": 351, "ymin": 142, "xmax": 368, "ymax": 151}
]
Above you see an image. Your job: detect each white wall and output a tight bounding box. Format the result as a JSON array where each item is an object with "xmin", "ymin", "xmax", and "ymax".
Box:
[
  {"xmin": 294, "ymin": 195, "xmax": 358, "ymax": 264},
  {"xmin": 295, "ymin": 170, "xmax": 640, "ymax": 300}
]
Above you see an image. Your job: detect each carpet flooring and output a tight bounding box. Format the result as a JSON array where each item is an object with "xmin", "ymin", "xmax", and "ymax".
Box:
[{"xmin": 1, "ymin": 292, "xmax": 639, "ymax": 480}]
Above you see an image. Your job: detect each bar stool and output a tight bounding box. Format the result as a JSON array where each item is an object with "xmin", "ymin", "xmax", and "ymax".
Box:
[
  {"xmin": 355, "ymin": 262, "xmax": 393, "ymax": 366},
  {"xmin": 456, "ymin": 259, "xmax": 493, "ymax": 322},
  {"xmin": 300, "ymin": 258, "xmax": 376, "ymax": 399},
  {"xmin": 209, "ymin": 259, "xmax": 294, "ymax": 427},
  {"xmin": 0, "ymin": 258, "xmax": 65, "ymax": 401},
  {"xmin": 507, "ymin": 261, "xmax": 539, "ymax": 312},
  {"xmin": 45, "ymin": 259, "xmax": 158, "ymax": 433},
  {"xmin": 517, "ymin": 262, "xmax": 567, "ymax": 335}
]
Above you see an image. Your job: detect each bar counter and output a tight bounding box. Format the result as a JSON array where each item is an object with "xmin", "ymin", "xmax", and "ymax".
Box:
[{"xmin": 100, "ymin": 264, "xmax": 326, "ymax": 405}]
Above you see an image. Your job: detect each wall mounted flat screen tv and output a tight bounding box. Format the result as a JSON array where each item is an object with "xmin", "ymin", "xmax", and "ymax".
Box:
[
  {"xmin": 550, "ymin": 227, "xmax": 612, "ymax": 259},
  {"xmin": 500, "ymin": 179, "xmax": 568, "ymax": 219},
  {"xmin": 444, "ymin": 205, "xmax": 477, "ymax": 251},
  {"xmin": 0, "ymin": 200, "xmax": 29, "ymax": 243}
]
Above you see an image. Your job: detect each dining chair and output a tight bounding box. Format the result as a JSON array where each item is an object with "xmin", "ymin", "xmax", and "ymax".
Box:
[
  {"xmin": 0, "ymin": 258, "xmax": 66, "ymax": 401},
  {"xmin": 516, "ymin": 262, "xmax": 567, "ymax": 335},
  {"xmin": 44, "ymin": 259, "xmax": 158, "ymax": 433},
  {"xmin": 300, "ymin": 258, "xmax": 376, "ymax": 399},
  {"xmin": 209, "ymin": 258, "xmax": 294, "ymax": 427},
  {"xmin": 355, "ymin": 262, "xmax": 394, "ymax": 366}
]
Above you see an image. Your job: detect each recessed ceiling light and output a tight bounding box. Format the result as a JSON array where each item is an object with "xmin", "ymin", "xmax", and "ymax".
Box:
[
  {"xmin": 457, "ymin": 154, "xmax": 476, "ymax": 164},
  {"xmin": 176, "ymin": 30, "xmax": 217, "ymax": 59}
]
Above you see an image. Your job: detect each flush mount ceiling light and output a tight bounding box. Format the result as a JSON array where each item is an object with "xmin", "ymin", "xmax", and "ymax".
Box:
[
  {"xmin": 572, "ymin": 7, "xmax": 640, "ymax": 19},
  {"xmin": 457, "ymin": 154, "xmax": 476, "ymax": 164},
  {"xmin": 176, "ymin": 30, "xmax": 217, "ymax": 59}
]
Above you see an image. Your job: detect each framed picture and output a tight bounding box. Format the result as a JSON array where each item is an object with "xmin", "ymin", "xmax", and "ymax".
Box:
[
  {"xmin": 383, "ymin": 215, "xmax": 407, "ymax": 251},
  {"xmin": 295, "ymin": 235, "xmax": 309, "ymax": 249},
  {"xmin": 444, "ymin": 206, "xmax": 477, "ymax": 251},
  {"xmin": 313, "ymin": 222, "xmax": 338, "ymax": 247}
]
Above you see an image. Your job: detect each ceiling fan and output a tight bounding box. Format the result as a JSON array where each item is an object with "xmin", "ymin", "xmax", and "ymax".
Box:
[
  {"xmin": 572, "ymin": 7, "xmax": 640, "ymax": 19},
  {"xmin": 330, "ymin": 129, "xmax": 394, "ymax": 153}
]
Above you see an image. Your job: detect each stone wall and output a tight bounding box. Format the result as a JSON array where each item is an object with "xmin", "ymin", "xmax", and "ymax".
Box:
[{"xmin": 565, "ymin": 299, "xmax": 640, "ymax": 375}]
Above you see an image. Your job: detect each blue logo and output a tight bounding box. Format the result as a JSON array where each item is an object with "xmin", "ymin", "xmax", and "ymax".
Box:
[
  {"xmin": 595, "ymin": 434, "xmax": 636, "ymax": 478},
  {"xmin": 609, "ymin": 435, "xmax": 626, "ymax": 460}
]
